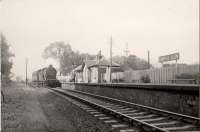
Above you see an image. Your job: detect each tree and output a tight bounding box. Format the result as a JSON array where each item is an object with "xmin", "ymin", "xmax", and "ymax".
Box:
[
  {"xmin": 43, "ymin": 42, "xmax": 85, "ymax": 75},
  {"xmin": 113, "ymin": 54, "xmax": 151, "ymax": 70},
  {"xmin": 0, "ymin": 33, "xmax": 14, "ymax": 85},
  {"xmin": 43, "ymin": 42, "xmax": 150, "ymax": 75},
  {"xmin": 42, "ymin": 41, "xmax": 72, "ymax": 59},
  {"xmin": 43, "ymin": 42, "xmax": 98, "ymax": 75}
]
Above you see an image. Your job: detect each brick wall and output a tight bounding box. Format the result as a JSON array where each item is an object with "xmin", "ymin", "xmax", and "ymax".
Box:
[{"xmin": 63, "ymin": 83, "xmax": 199, "ymax": 117}]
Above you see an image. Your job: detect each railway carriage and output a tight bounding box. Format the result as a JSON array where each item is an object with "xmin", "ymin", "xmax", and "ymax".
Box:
[{"xmin": 32, "ymin": 65, "xmax": 61, "ymax": 87}]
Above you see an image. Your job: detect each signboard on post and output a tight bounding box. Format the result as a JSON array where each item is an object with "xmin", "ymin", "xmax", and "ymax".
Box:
[{"xmin": 158, "ymin": 52, "xmax": 180, "ymax": 63}]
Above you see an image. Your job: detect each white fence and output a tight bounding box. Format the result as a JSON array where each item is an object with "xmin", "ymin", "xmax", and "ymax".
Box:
[{"xmin": 123, "ymin": 65, "xmax": 199, "ymax": 83}]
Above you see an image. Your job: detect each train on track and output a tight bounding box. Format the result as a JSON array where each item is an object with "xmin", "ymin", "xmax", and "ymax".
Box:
[{"xmin": 32, "ymin": 65, "xmax": 61, "ymax": 87}]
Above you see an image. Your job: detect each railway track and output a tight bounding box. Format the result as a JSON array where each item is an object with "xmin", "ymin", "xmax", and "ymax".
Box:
[{"xmin": 48, "ymin": 88, "xmax": 200, "ymax": 132}]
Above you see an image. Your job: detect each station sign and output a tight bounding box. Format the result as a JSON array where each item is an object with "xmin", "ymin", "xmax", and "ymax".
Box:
[{"xmin": 158, "ymin": 52, "xmax": 180, "ymax": 63}]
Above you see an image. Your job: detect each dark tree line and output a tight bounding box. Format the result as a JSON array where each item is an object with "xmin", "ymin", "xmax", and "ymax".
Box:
[
  {"xmin": 1, "ymin": 33, "xmax": 14, "ymax": 85},
  {"xmin": 42, "ymin": 42, "xmax": 150, "ymax": 75}
]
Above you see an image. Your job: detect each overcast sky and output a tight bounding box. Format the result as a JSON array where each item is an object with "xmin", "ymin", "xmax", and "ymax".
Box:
[{"xmin": 0, "ymin": 0, "xmax": 199, "ymax": 79}]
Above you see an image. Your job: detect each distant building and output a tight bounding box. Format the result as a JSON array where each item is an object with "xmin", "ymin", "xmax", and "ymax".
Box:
[{"xmin": 73, "ymin": 57, "xmax": 122, "ymax": 83}]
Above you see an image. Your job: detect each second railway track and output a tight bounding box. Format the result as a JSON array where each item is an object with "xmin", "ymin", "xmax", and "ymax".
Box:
[{"xmin": 48, "ymin": 87, "xmax": 200, "ymax": 132}]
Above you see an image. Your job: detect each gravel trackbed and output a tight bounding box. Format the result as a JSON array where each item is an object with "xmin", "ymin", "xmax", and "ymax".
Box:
[{"xmin": 1, "ymin": 83, "xmax": 110, "ymax": 132}]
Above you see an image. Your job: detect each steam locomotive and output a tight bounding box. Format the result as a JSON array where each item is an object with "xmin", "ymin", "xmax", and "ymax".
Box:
[{"xmin": 32, "ymin": 65, "xmax": 61, "ymax": 87}]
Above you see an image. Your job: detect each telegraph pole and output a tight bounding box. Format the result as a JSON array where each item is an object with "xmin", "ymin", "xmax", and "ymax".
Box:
[
  {"xmin": 25, "ymin": 58, "xmax": 28, "ymax": 86},
  {"xmin": 147, "ymin": 50, "xmax": 150, "ymax": 69},
  {"xmin": 110, "ymin": 36, "xmax": 112, "ymax": 83},
  {"xmin": 97, "ymin": 50, "xmax": 101, "ymax": 83},
  {"xmin": 124, "ymin": 43, "xmax": 130, "ymax": 64},
  {"xmin": 124, "ymin": 43, "xmax": 130, "ymax": 57}
]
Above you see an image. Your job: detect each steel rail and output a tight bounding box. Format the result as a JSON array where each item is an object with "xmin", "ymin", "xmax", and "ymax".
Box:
[{"xmin": 50, "ymin": 88, "xmax": 170, "ymax": 132}]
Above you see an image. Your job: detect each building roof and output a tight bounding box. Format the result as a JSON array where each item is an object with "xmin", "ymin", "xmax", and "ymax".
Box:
[
  {"xmin": 84, "ymin": 60, "xmax": 96, "ymax": 67},
  {"xmin": 73, "ymin": 65, "xmax": 84, "ymax": 72},
  {"xmin": 72, "ymin": 59, "xmax": 121, "ymax": 72}
]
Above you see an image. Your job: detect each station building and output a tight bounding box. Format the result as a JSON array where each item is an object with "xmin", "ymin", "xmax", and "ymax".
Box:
[{"xmin": 73, "ymin": 57, "xmax": 123, "ymax": 83}]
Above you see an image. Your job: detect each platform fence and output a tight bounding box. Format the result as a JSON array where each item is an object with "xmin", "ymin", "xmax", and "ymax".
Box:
[{"xmin": 123, "ymin": 65, "xmax": 199, "ymax": 83}]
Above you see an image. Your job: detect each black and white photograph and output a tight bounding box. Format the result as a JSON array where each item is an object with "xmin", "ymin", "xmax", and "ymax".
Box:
[{"xmin": 0, "ymin": 0, "xmax": 199, "ymax": 131}]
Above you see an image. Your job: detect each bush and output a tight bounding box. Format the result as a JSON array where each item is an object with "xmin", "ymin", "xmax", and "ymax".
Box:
[
  {"xmin": 175, "ymin": 73, "xmax": 197, "ymax": 79},
  {"xmin": 140, "ymin": 75, "xmax": 151, "ymax": 83}
]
